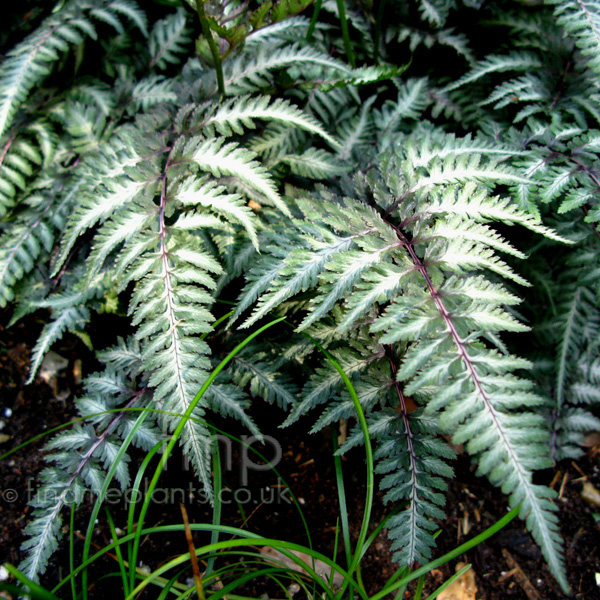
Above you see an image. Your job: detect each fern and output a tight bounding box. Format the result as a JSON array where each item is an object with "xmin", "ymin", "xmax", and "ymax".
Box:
[
  {"xmin": 222, "ymin": 43, "xmax": 352, "ymax": 94},
  {"xmin": 3, "ymin": 0, "xmax": 369, "ymax": 580},
  {"xmin": 20, "ymin": 346, "xmax": 161, "ymax": 579},
  {"xmin": 372, "ymin": 407, "xmax": 455, "ymax": 566},
  {"xmin": 236, "ymin": 130, "xmax": 570, "ymax": 590},
  {"xmin": 524, "ymin": 218, "xmax": 600, "ymax": 462},
  {"xmin": 5, "ymin": 0, "xmax": 600, "ymax": 592},
  {"xmin": 551, "ymin": 286, "xmax": 600, "ymax": 458},
  {"xmin": 438, "ymin": 2, "xmax": 600, "ymax": 478},
  {"xmin": 0, "ymin": 188, "xmax": 72, "ymax": 307},
  {"xmin": 202, "ymin": 95, "xmax": 340, "ymax": 148},
  {"xmin": 549, "ymin": 0, "xmax": 600, "ymax": 76},
  {"xmin": 0, "ymin": 0, "xmax": 146, "ymax": 139},
  {"xmin": 232, "ymin": 347, "xmax": 299, "ymax": 410},
  {"xmin": 149, "ymin": 8, "xmax": 192, "ymax": 70},
  {"xmin": 26, "ymin": 283, "xmax": 101, "ymax": 384}
]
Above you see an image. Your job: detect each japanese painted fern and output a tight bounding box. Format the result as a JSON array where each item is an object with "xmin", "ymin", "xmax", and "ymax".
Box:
[
  {"xmin": 0, "ymin": 0, "xmax": 355, "ymax": 580},
  {"xmin": 2, "ymin": 0, "xmax": 599, "ymax": 593},
  {"xmin": 235, "ymin": 130, "xmax": 569, "ymax": 589}
]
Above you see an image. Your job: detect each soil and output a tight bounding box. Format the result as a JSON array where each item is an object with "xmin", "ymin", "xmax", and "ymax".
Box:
[{"xmin": 1, "ymin": 311, "xmax": 600, "ymax": 599}]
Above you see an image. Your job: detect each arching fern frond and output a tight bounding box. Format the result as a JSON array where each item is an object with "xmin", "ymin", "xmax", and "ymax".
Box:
[
  {"xmin": 236, "ymin": 129, "xmax": 570, "ymax": 591},
  {"xmin": 20, "ymin": 354, "xmax": 160, "ymax": 580},
  {"xmin": 0, "ymin": 0, "xmax": 146, "ymax": 139},
  {"xmin": 549, "ymin": 0, "xmax": 600, "ymax": 76},
  {"xmin": 439, "ymin": 52, "xmax": 542, "ymax": 95},
  {"xmin": 375, "ymin": 79, "xmax": 430, "ymax": 148},
  {"xmin": 200, "ymin": 95, "xmax": 340, "ymax": 149},
  {"xmin": 149, "ymin": 8, "xmax": 192, "ymax": 70},
  {"xmin": 282, "ymin": 148, "xmax": 346, "ymax": 178},
  {"xmin": 372, "ymin": 408, "xmax": 455, "ymax": 566},
  {"xmin": 190, "ymin": 137, "xmax": 289, "ymax": 215},
  {"xmin": 232, "ymin": 350, "xmax": 298, "ymax": 409},
  {"xmin": 27, "ymin": 273, "xmax": 106, "ymax": 382},
  {"xmin": 0, "ymin": 185, "xmax": 74, "ymax": 307},
  {"xmin": 223, "ymin": 44, "xmax": 351, "ymax": 94}
]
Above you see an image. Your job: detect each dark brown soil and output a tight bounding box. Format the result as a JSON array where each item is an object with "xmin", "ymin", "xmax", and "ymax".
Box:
[{"xmin": 1, "ymin": 312, "xmax": 600, "ymax": 599}]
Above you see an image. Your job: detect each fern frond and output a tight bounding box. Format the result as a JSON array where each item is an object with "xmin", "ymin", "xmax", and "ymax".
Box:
[
  {"xmin": 20, "ymin": 341, "xmax": 154, "ymax": 580},
  {"xmin": 440, "ymin": 52, "xmax": 542, "ymax": 94},
  {"xmin": 0, "ymin": 186, "xmax": 74, "ymax": 307},
  {"xmin": 0, "ymin": 133, "xmax": 46, "ymax": 216},
  {"xmin": 243, "ymin": 16, "xmax": 314, "ymax": 47},
  {"xmin": 51, "ymin": 138, "xmax": 146, "ymax": 275},
  {"xmin": 236, "ymin": 132, "xmax": 570, "ymax": 590},
  {"xmin": 373, "ymin": 408, "xmax": 454, "ymax": 565},
  {"xmin": 27, "ymin": 277, "xmax": 106, "ymax": 382},
  {"xmin": 513, "ymin": 125, "xmax": 600, "ymax": 227},
  {"xmin": 337, "ymin": 97, "xmax": 376, "ymax": 161},
  {"xmin": 233, "ymin": 252, "xmax": 289, "ymax": 319},
  {"xmin": 0, "ymin": 0, "xmax": 145, "ymax": 139},
  {"xmin": 417, "ymin": 0, "xmax": 453, "ymax": 26},
  {"xmin": 282, "ymin": 345, "xmax": 380, "ymax": 426},
  {"xmin": 149, "ymin": 9, "xmax": 191, "ymax": 69},
  {"xmin": 549, "ymin": 0, "xmax": 600, "ymax": 76},
  {"xmin": 281, "ymin": 148, "xmax": 346, "ymax": 178},
  {"xmin": 223, "ymin": 44, "xmax": 351, "ymax": 94},
  {"xmin": 175, "ymin": 176, "xmax": 259, "ymax": 249},
  {"xmin": 92, "ymin": 0, "xmax": 148, "ymax": 36},
  {"xmin": 232, "ymin": 353, "xmax": 298, "ymax": 409},
  {"xmin": 239, "ymin": 198, "xmax": 393, "ymax": 328},
  {"xmin": 319, "ymin": 65, "xmax": 409, "ymax": 91},
  {"xmin": 127, "ymin": 227, "xmax": 218, "ymax": 494},
  {"xmin": 131, "ymin": 76, "xmax": 177, "ymax": 110},
  {"xmin": 249, "ymin": 124, "xmax": 306, "ymax": 163},
  {"xmin": 204, "ymin": 381, "xmax": 261, "ymax": 437},
  {"xmin": 314, "ymin": 368, "xmax": 392, "ymax": 432},
  {"xmin": 20, "ymin": 466, "xmax": 85, "ymax": 580},
  {"xmin": 375, "ymin": 79, "xmax": 430, "ymax": 145},
  {"xmin": 554, "ymin": 286, "xmax": 596, "ymax": 410},
  {"xmin": 201, "ymin": 95, "xmax": 340, "ymax": 149},
  {"xmin": 190, "ymin": 137, "xmax": 289, "ymax": 216},
  {"xmin": 397, "ymin": 26, "xmax": 473, "ymax": 61}
]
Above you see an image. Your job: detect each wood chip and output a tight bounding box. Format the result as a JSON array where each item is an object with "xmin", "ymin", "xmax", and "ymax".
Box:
[
  {"xmin": 462, "ymin": 510, "xmax": 472, "ymax": 536},
  {"xmin": 558, "ymin": 472, "xmax": 569, "ymax": 500},
  {"xmin": 501, "ymin": 548, "xmax": 541, "ymax": 600},
  {"xmin": 571, "ymin": 461, "xmax": 587, "ymax": 479},
  {"xmin": 337, "ymin": 418, "xmax": 347, "ymax": 445}
]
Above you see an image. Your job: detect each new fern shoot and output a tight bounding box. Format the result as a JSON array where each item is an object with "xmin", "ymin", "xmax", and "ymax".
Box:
[{"xmin": 1, "ymin": 0, "xmax": 599, "ymax": 595}]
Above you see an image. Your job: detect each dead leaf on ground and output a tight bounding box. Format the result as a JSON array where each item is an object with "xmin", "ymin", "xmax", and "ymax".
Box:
[
  {"xmin": 438, "ymin": 562, "xmax": 477, "ymax": 600},
  {"xmin": 581, "ymin": 481, "xmax": 600, "ymax": 508},
  {"xmin": 259, "ymin": 546, "xmax": 344, "ymax": 588},
  {"xmin": 583, "ymin": 432, "xmax": 600, "ymax": 448},
  {"xmin": 39, "ymin": 350, "xmax": 69, "ymax": 400}
]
